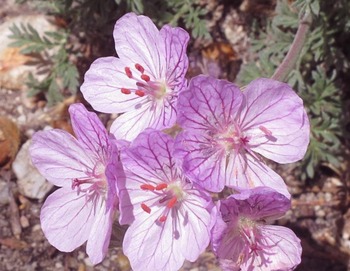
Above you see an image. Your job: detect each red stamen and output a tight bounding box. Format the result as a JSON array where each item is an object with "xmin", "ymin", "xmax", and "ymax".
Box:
[
  {"xmin": 141, "ymin": 203, "xmax": 151, "ymax": 214},
  {"xmin": 140, "ymin": 184, "xmax": 155, "ymax": 191},
  {"xmin": 136, "ymin": 82, "xmax": 146, "ymax": 88},
  {"xmin": 141, "ymin": 74, "xmax": 150, "ymax": 82},
  {"xmin": 159, "ymin": 215, "xmax": 167, "ymax": 222},
  {"xmin": 135, "ymin": 63, "xmax": 145, "ymax": 73},
  {"xmin": 125, "ymin": 67, "xmax": 132, "ymax": 78},
  {"xmin": 167, "ymin": 196, "xmax": 177, "ymax": 208},
  {"xmin": 135, "ymin": 90, "xmax": 145, "ymax": 97},
  {"xmin": 259, "ymin": 126, "xmax": 272, "ymax": 137},
  {"xmin": 155, "ymin": 183, "xmax": 168, "ymax": 190},
  {"xmin": 121, "ymin": 88, "xmax": 131, "ymax": 94}
]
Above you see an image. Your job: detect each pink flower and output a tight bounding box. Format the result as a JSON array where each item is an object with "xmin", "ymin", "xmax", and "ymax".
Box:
[
  {"xmin": 80, "ymin": 13, "xmax": 189, "ymax": 140},
  {"xmin": 30, "ymin": 103, "xmax": 121, "ymax": 264},
  {"xmin": 175, "ymin": 75, "xmax": 310, "ymax": 197},
  {"xmin": 211, "ymin": 187, "xmax": 302, "ymax": 271},
  {"xmin": 118, "ymin": 129, "xmax": 214, "ymax": 271}
]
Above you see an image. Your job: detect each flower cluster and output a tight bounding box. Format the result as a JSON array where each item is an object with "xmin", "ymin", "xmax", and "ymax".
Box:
[{"xmin": 30, "ymin": 12, "xmax": 309, "ymax": 271}]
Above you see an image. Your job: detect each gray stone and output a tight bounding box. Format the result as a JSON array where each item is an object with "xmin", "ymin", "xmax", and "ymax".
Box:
[{"xmin": 12, "ymin": 139, "xmax": 53, "ymax": 199}]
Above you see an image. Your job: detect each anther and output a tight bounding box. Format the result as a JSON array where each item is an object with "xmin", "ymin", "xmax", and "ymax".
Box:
[
  {"xmin": 141, "ymin": 203, "xmax": 151, "ymax": 214},
  {"xmin": 259, "ymin": 126, "xmax": 272, "ymax": 137},
  {"xmin": 167, "ymin": 196, "xmax": 177, "ymax": 208},
  {"xmin": 135, "ymin": 90, "xmax": 145, "ymax": 97},
  {"xmin": 135, "ymin": 63, "xmax": 145, "ymax": 73},
  {"xmin": 136, "ymin": 82, "xmax": 146, "ymax": 88},
  {"xmin": 140, "ymin": 184, "xmax": 155, "ymax": 191},
  {"xmin": 141, "ymin": 74, "xmax": 150, "ymax": 82},
  {"xmin": 72, "ymin": 179, "xmax": 79, "ymax": 189},
  {"xmin": 159, "ymin": 215, "xmax": 167, "ymax": 222},
  {"xmin": 125, "ymin": 67, "xmax": 132, "ymax": 78},
  {"xmin": 155, "ymin": 183, "xmax": 168, "ymax": 190},
  {"xmin": 121, "ymin": 88, "xmax": 131, "ymax": 94}
]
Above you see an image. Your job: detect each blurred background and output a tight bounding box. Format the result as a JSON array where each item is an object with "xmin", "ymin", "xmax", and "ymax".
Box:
[{"xmin": 0, "ymin": 0, "xmax": 349, "ymax": 270}]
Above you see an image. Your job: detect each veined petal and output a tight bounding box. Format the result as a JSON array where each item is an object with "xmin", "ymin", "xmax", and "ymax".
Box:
[
  {"xmin": 240, "ymin": 78, "xmax": 310, "ymax": 163},
  {"xmin": 110, "ymin": 99, "xmax": 176, "ymax": 141},
  {"xmin": 123, "ymin": 190, "xmax": 211, "ymax": 271},
  {"xmin": 123, "ymin": 207, "xmax": 182, "ymax": 271},
  {"xmin": 159, "ymin": 25, "xmax": 189, "ymax": 89},
  {"xmin": 114, "ymin": 13, "xmax": 165, "ymax": 78},
  {"xmin": 177, "ymin": 75, "xmax": 243, "ymax": 132},
  {"xmin": 178, "ymin": 196, "xmax": 212, "ymax": 261},
  {"xmin": 120, "ymin": 129, "xmax": 176, "ymax": 187},
  {"xmin": 40, "ymin": 188, "xmax": 96, "ymax": 252},
  {"xmin": 228, "ymin": 187, "xmax": 291, "ymax": 220},
  {"xmin": 105, "ymin": 146, "xmax": 120, "ymax": 208},
  {"xmin": 118, "ymin": 129, "xmax": 177, "ymax": 224},
  {"xmin": 219, "ymin": 259, "xmax": 241, "ymax": 271},
  {"xmin": 228, "ymin": 153, "xmax": 291, "ymax": 199},
  {"xmin": 215, "ymin": 224, "xmax": 248, "ymax": 263},
  {"xmin": 241, "ymin": 225, "xmax": 302, "ymax": 271},
  {"xmin": 175, "ymin": 131, "xmax": 228, "ymax": 192},
  {"xmin": 30, "ymin": 130, "xmax": 95, "ymax": 187},
  {"xmin": 69, "ymin": 103, "xmax": 110, "ymax": 162},
  {"xmin": 86, "ymin": 197, "xmax": 114, "ymax": 265},
  {"xmin": 81, "ymin": 57, "xmax": 146, "ymax": 114},
  {"xmin": 119, "ymin": 129, "xmax": 213, "ymax": 270}
]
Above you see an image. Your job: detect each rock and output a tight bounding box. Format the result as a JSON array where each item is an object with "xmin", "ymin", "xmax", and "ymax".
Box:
[
  {"xmin": 0, "ymin": 180, "xmax": 10, "ymax": 206},
  {"xmin": 12, "ymin": 139, "xmax": 53, "ymax": 199},
  {"xmin": 0, "ymin": 116, "xmax": 20, "ymax": 169},
  {"xmin": 19, "ymin": 215, "xmax": 30, "ymax": 228},
  {"xmin": 0, "ymin": 14, "xmax": 58, "ymax": 90}
]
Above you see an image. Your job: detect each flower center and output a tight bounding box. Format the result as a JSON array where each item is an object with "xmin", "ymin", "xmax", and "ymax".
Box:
[
  {"xmin": 238, "ymin": 217, "xmax": 264, "ymax": 255},
  {"xmin": 214, "ymin": 123, "xmax": 249, "ymax": 154},
  {"xmin": 71, "ymin": 161, "xmax": 107, "ymax": 201},
  {"xmin": 120, "ymin": 63, "xmax": 169, "ymax": 100},
  {"xmin": 139, "ymin": 181, "xmax": 185, "ymax": 223}
]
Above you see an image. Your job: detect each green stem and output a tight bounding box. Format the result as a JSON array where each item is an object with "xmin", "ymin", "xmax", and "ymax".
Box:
[{"xmin": 271, "ymin": 11, "xmax": 312, "ymax": 82}]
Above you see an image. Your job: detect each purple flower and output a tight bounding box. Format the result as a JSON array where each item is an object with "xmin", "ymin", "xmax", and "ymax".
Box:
[
  {"xmin": 211, "ymin": 187, "xmax": 302, "ymax": 271},
  {"xmin": 30, "ymin": 103, "xmax": 120, "ymax": 264},
  {"xmin": 80, "ymin": 13, "xmax": 189, "ymax": 140},
  {"xmin": 175, "ymin": 75, "xmax": 310, "ymax": 197},
  {"xmin": 118, "ymin": 129, "xmax": 214, "ymax": 271}
]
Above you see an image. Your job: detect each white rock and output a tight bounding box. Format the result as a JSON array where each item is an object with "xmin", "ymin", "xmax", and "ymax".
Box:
[{"xmin": 12, "ymin": 139, "xmax": 53, "ymax": 199}]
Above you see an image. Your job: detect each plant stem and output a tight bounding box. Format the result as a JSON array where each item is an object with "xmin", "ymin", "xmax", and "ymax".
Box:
[{"xmin": 271, "ymin": 11, "xmax": 312, "ymax": 82}]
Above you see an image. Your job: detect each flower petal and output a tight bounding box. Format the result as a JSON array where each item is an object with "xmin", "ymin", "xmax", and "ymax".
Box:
[
  {"xmin": 110, "ymin": 98, "xmax": 176, "ymax": 141},
  {"xmin": 228, "ymin": 187, "xmax": 291, "ymax": 220},
  {"xmin": 177, "ymin": 75, "xmax": 243, "ymax": 132},
  {"xmin": 30, "ymin": 130, "xmax": 95, "ymax": 187},
  {"xmin": 228, "ymin": 153, "xmax": 291, "ymax": 199},
  {"xmin": 69, "ymin": 103, "xmax": 110, "ymax": 161},
  {"xmin": 241, "ymin": 225, "xmax": 302, "ymax": 271},
  {"xmin": 119, "ymin": 129, "xmax": 213, "ymax": 270},
  {"xmin": 40, "ymin": 188, "xmax": 96, "ymax": 252},
  {"xmin": 86, "ymin": 197, "xmax": 114, "ymax": 265},
  {"xmin": 122, "ymin": 129, "xmax": 178, "ymax": 182},
  {"xmin": 123, "ymin": 189, "xmax": 212, "ymax": 271},
  {"xmin": 175, "ymin": 131, "xmax": 228, "ymax": 192},
  {"xmin": 118, "ymin": 129, "xmax": 176, "ymax": 224},
  {"xmin": 240, "ymin": 78, "xmax": 310, "ymax": 163},
  {"xmin": 219, "ymin": 259, "xmax": 241, "ymax": 271},
  {"xmin": 85, "ymin": 144, "xmax": 119, "ymax": 264},
  {"xmin": 81, "ymin": 57, "xmax": 146, "ymax": 114},
  {"xmin": 114, "ymin": 13, "xmax": 165, "ymax": 78},
  {"xmin": 159, "ymin": 25, "xmax": 189, "ymax": 90}
]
